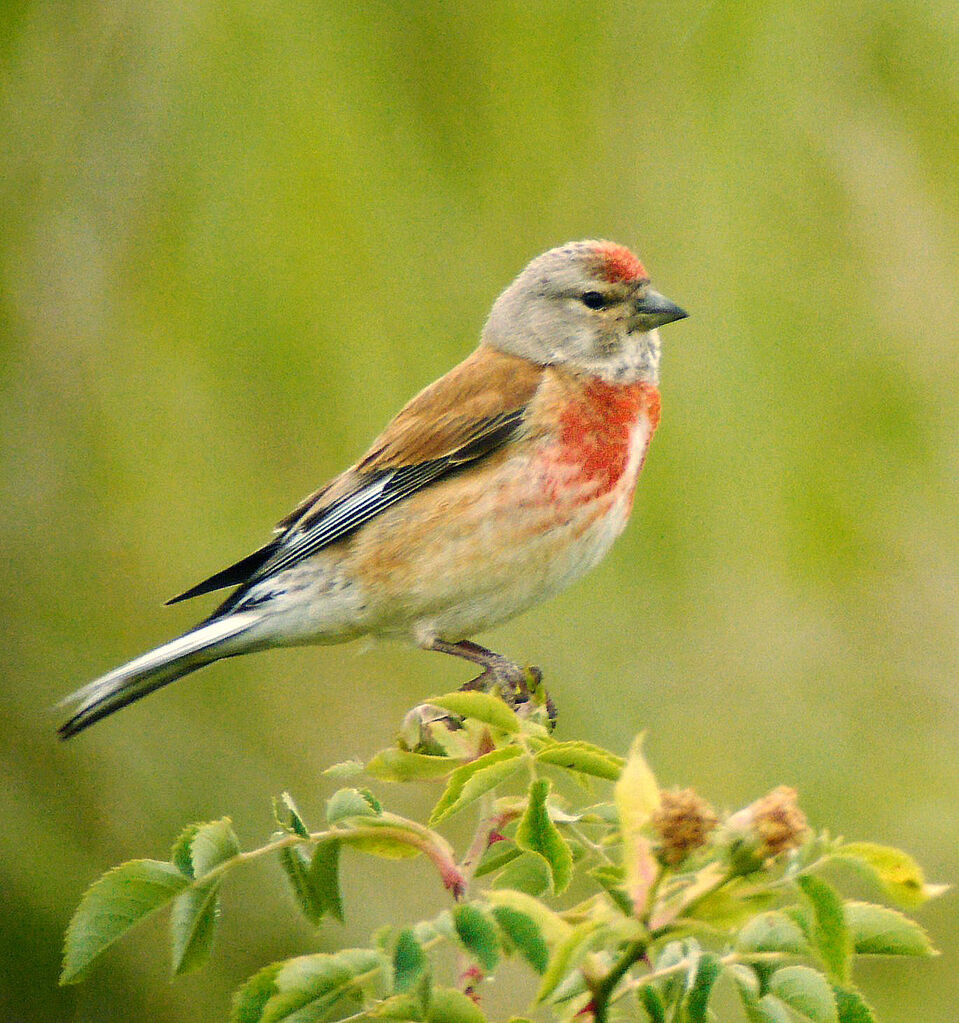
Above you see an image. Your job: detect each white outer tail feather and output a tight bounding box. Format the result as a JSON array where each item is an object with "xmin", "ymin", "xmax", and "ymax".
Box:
[{"xmin": 58, "ymin": 613, "xmax": 262, "ymax": 738}]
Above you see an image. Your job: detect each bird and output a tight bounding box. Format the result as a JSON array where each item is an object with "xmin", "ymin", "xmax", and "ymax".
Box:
[{"xmin": 57, "ymin": 240, "xmax": 687, "ymax": 739}]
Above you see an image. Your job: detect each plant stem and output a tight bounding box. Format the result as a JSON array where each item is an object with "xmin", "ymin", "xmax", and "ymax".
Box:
[{"xmin": 589, "ymin": 938, "xmax": 647, "ymax": 1022}]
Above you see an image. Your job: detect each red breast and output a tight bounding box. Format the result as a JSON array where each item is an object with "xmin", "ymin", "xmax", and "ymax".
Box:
[{"xmin": 555, "ymin": 377, "xmax": 661, "ymax": 497}]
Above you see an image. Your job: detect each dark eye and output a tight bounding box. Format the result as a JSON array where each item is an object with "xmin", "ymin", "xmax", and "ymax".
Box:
[{"xmin": 581, "ymin": 291, "xmax": 606, "ymax": 310}]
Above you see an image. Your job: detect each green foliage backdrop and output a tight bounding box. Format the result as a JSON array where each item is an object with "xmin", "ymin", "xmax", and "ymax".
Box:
[{"xmin": 1, "ymin": 1, "xmax": 956, "ymax": 1020}]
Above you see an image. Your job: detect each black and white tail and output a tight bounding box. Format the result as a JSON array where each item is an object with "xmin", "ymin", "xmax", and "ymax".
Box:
[{"xmin": 57, "ymin": 613, "xmax": 262, "ymax": 739}]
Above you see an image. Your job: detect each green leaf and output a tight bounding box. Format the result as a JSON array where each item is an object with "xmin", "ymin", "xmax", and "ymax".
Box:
[
  {"xmin": 473, "ymin": 843, "xmax": 522, "ymax": 879},
  {"xmin": 534, "ymin": 740, "xmax": 625, "ymax": 780},
  {"xmin": 185, "ymin": 818, "xmax": 241, "ymax": 877},
  {"xmin": 484, "ymin": 889, "xmax": 571, "ymax": 946},
  {"xmin": 327, "ymin": 788, "xmax": 382, "ymax": 825},
  {"xmin": 736, "ymin": 911, "xmax": 810, "ymax": 955},
  {"xmin": 830, "ymin": 842, "xmax": 948, "ymax": 908},
  {"xmin": 260, "ymin": 948, "xmax": 388, "ymax": 1022},
  {"xmin": 309, "ymin": 839, "xmax": 344, "ymax": 923},
  {"xmin": 166, "ymin": 817, "xmax": 239, "ymax": 975},
  {"xmin": 614, "ymin": 735, "xmax": 660, "ymax": 916},
  {"xmin": 797, "ymin": 875, "xmax": 850, "ymax": 983},
  {"xmin": 831, "ymin": 985, "xmax": 877, "ymax": 1023},
  {"xmin": 428, "ymin": 746, "xmax": 523, "ymax": 826},
  {"xmin": 640, "ymin": 984, "xmax": 667, "ymax": 1023},
  {"xmin": 367, "ymin": 748, "xmax": 462, "ymax": 782},
  {"xmin": 453, "ymin": 904, "xmax": 500, "ymax": 971},
  {"xmin": 490, "ymin": 851, "xmax": 552, "ymax": 896},
  {"xmin": 323, "ymin": 759, "xmax": 365, "ymax": 778},
  {"xmin": 393, "ymin": 928, "xmax": 426, "ymax": 994},
  {"xmin": 589, "ymin": 864, "xmax": 632, "ymax": 915},
  {"xmin": 535, "ymin": 920, "xmax": 600, "ymax": 1004},
  {"xmin": 274, "ymin": 793, "xmax": 310, "ymax": 838},
  {"xmin": 231, "ymin": 962, "xmax": 283, "ymax": 1023},
  {"xmin": 279, "ymin": 839, "xmax": 343, "ymax": 926},
  {"xmin": 844, "ymin": 901, "xmax": 936, "ymax": 956},
  {"xmin": 515, "ymin": 779, "xmax": 573, "ymax": 893},
  {"xmin": 748, "ymin": 999, "xmax": 794, "ymax": 1023},
  {"xmin": 367, "ymin": 993, "xmax": 423, "ymax": 1019},
  {"xmin": 424, "ymin": 986, "xmax": 487, "ymax": 1022},
  {"xmin": 170, "ymin": 878, "xmax": 221, "ymax": 975},
  {"xmin": 426, "ymin": 691, "xmax": 521, "ymax": 733},
  {"xmin": 61, "ymin": 860, "xmax": 189, "ymax": 984},
  {"xmin": 491, "ymin": 905, "xmax": 549, "ymax": 974},
  {"xmin": 767, "ymin": 965, "xmax": 839, "ymax": 1023},
  {"xmin": 681, "ymin": 952, "xmax": 722, "ymax": 1023}
]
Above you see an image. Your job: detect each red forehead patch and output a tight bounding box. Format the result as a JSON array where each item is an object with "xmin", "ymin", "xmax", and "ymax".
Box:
[{"xmin": 598, "ymin": 243, "xmax": 647, "ymax": 283}]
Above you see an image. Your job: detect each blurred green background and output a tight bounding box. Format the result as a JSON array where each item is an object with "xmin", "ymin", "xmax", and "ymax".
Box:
[{"xmin": 2, "ymin": 1, "xmax": 956, "ymax": 1019}]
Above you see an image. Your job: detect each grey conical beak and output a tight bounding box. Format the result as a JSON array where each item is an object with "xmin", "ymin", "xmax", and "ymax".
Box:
[{"xmin": 633, "ymin": 289, "xmax": 688, "ymax": 329}]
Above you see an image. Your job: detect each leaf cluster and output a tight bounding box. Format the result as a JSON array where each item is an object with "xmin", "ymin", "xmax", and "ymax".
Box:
[{"xmin": 61, "ymin": 689, "xmax": 946, "ymax": 1022}]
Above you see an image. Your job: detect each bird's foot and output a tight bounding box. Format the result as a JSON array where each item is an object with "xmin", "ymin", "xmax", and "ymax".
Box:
[
  {"xmin": 460, "ymin": 658, "xmax": 555, "ymax": 728},
  {"xmin": 428, "ymin": 638, "xmax": 556, "ymax": 729}
]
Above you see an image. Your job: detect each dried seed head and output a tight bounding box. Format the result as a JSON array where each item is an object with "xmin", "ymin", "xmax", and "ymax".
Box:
[
  {"xmin": 726, "ymin": 786, "xmax": 809, "ymax": 872},
  {"xmin": 750, "ymin": 786, "xmax": 808, "ymax": 858},
  {"xmin": 651, "ymin": 787, "xmax": 719, "ymax": 865}
]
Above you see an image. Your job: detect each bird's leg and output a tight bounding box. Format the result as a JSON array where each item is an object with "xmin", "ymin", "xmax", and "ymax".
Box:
[{"xmin": 427, "ymin": 638, "xmax": 542, "ymax": 701}]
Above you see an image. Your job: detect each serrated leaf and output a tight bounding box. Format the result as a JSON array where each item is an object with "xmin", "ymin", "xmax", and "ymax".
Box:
[
  {"xmin": 535, "ymin": 740, "xmax": 625, "ymax": 780},
  {"xmin": 279, "ymin": 839, "xmax": 343, "ymax": 926},
  {"xmin": 831, "ymin": 984, "xmax": 877, "ymax": 1023},
  {"xmin": 485, "ymin": 889, "xmax": 571, "ymax": 946},
  {"xmin": 275, "ymin": 793, "xmax": 310, "ymax": 838},
  {"xmin": 749, "ymin": 998, "xmax": 795, "ymax": 1023},
  {"xmin": 535, "ymin": 920, "xmax": 601, "ymax": 1004},
  {"xmin": 61, "ymin": 860, "xmax": 189, "ymax": 984},
  {"xmin": 231, "ymin": 961, "xmax": 283, "ymax": 1023},
  {"xmin": 309, "ymin": 839, "xmax": 344, "ymax": 923},
  {"xmin": 844, "ymin": 901, "xmax": 936, "ymax": 956},
  {"xmin": 473, "ymin": 843, "xmax": 521, "ymax": 879},
  {"xmin": 185, "ymin": 818, "xmax": 241, "ymax": 875},
  {"xmin": 767, "ymin": 965, "xmax": 838, "ymax": 1023},
  {"xmin": 260, "ymin": 948, "xmax": 387, "ymax": 1022},
  {"xmin": 736, "ymin": 911, "xmax": 810, "ymax": 955},
  {"xmin": 515, "ymin": 779, "xmax": 572, "ymax": 893},
  {"xmin": 640, "ymin": 984, "xmax": 667, "ymax": 1023},
  {"xmin": 490, "ymin": 851, "xmax": 552, "ymax": 896},
  {"xmin": 453, "ymin": 904, "xmax": 500, "ymax": 971},
  {"xmin": 830, "ymin": 842, "xmax": 947, "ymax": 908},
  {"xmin": 172, "ymin": 823, "xmax": 201, "ymax": 876},
  {"xmin": 589, "ymin": 864, "xmax": 632, "ymax": 915},
  {"xmin": 323, "ymin": 759, "xmax": 365, "ymax": 778},
  {"xmin": 682, "ymin": 951, "xmax": 722, "ymax": 1023},
  {"xmin": 491, "ymin": 905, "xmax": 549, "ymax": 974},
  {"xmin": 367, "ymin": 993, "xmax": 423, "ymax": 1019},
  {"xmin": 393, "ymin": 929, "xmax": 426, "ymax": 994},
  {"xmin": 327, "ymin": 788, "xmax": 382, "ymax": 825},
  {"xmin": 367, "ymin": 748, "xmax": 462, "ymax": 782},
  {"xmin": 429, "ymin": 747, "xmax": 523, "ymax": 826},
  {"xmin": 651, "ymin": 940, "xmax": 700, "ymax": 1007},
  {"xmin": 614, "ymin": 735, "xmax": 660, "ymax": 916},
  {"xmin": 797, "ymin": 875, "xmax": 850, "ymax": 983},
  {"xmin": 424, "ymin": 986, "xmax": 487, "ymax": 1022},
  {"xmin": 426, "ymin": 691, "xmax": 521, "ymax": 733},
  {"xmin": 170, "ymin": 878, "xmax": 221, "ymax": 975}
]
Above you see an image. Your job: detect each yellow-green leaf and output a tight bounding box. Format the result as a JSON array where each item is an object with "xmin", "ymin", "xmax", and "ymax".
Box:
[
  {"xmin": 426, "ymin": 691, "xmax": 521, "ymax": 733},
  {"xmin": 429, "ymin": 746, "xmax": 524, "ymax": 825},
  {"xmin": 830, "ymin": 842, "xmax": 948, "ymax": 908},
  {"xmin": 614, "ymin": 735, "xmax": 660, "ymax": 916}
]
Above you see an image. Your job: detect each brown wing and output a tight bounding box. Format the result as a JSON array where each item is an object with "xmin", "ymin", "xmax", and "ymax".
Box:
[{"xmin": 168, "ymin": 345, "xmax": 543, "ymax": 608}]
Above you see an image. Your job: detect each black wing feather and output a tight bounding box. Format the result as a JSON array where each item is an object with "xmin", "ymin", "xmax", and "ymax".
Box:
[{"xmin": 170, "ymin": 408, "xmax": 526, "ymax": 615}]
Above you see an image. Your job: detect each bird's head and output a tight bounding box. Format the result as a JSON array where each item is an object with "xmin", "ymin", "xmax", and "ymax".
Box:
[{"xmin": 482, "ymin": 240, "xmax": 687, "ymax": 384}]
